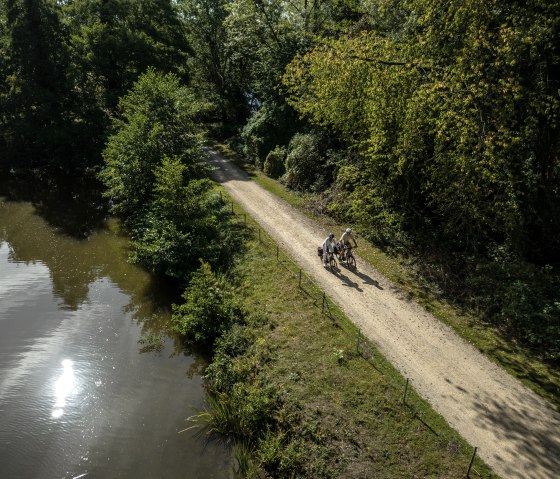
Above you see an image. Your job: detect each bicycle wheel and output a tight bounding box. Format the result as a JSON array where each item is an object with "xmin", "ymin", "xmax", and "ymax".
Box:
[
  {"xmin": 347, "ymin": 254, "xmax": 356, "ymax": 268},
  {"xmin": 329, "ymin": 255, "xmax": 337, "ymax": 270}
]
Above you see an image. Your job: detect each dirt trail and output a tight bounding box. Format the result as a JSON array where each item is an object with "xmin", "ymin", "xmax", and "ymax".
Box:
[{"xmin": 207, "ymin": 148, "xmax": 560, "ymax": 479}]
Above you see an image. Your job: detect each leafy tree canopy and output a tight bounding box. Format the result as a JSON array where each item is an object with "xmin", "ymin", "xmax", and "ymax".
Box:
[{"xmin": 99, "ymin": 68, "xmax": 206, "ymax": 220}]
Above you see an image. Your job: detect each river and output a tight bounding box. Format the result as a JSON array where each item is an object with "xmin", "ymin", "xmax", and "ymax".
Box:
[{"xmin": 0, "ymin": 179, "xmax": 231, "ymax": 478}]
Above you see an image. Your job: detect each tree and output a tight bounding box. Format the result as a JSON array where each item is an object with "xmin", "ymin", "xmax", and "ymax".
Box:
[
  {"xmin": 65, "ymin": 0, "xmax": 190, "ymax": 110},
  {"xmin": 99, "ymin": 68, "xmax": 206, "ymax": 221},
  {"xmin": 1, "ymin": 0, "xmax": 73, "ymax": 169},
  {"xmin": 284, "ymin": 1, "xmax": 560, "ymax": 258},
  {"xmin": 100, "ymin": 69, "xmax": 238, "ymax": 280},
  {"xmin": 180, "ymin": 0, "xmax": 249, "ymax": 128},
  {"xmin": 283, "ymin": 0, "xmax": 560, "ymax": 358},
  {"xmin": 130, "ymin": 158, "xmax": 236, "ymax": 280}
]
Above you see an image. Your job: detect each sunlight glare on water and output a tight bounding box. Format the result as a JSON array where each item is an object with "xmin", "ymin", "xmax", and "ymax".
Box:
[{"xmin": 52, "ymin": 359, "xmax": 76, "ymax": 418}]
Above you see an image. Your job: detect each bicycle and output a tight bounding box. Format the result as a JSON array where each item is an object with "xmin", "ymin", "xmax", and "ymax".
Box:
[
  {"xmin": 318, "ymin": 246, "xmax": 337, "ymax": 271},
  {"xmin": 325, "ymin": 249, "xmax": 337, "ymax": 270},
  {"xmin": 340, "ymin": 245, "xmax": 357, "ymax": 269}
]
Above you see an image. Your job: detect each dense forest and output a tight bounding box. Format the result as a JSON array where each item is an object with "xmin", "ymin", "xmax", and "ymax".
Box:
[{"xmin": 1, "ymin": 0, "xmax": 558, "ymax": 358}]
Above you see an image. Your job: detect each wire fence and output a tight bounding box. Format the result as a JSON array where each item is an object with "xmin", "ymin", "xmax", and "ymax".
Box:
[{"xmin": 221, "ymin": 193, "xmax": 483, "ymax": 478}]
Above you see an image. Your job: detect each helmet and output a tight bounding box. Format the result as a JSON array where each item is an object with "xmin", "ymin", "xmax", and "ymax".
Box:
[
  {"xmin": 346, "ymin": 228, "xmax": 352, "ymax": 234},
  {"xmin": 328, "ymin": 233, "xmax": 334, "ymax": 239}
]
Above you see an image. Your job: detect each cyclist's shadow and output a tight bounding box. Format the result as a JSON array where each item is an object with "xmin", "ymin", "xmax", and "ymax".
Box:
[
  {"xmin": 354, "ymin": 269, "xmax": 383, "ymax": 289},
  {"xmin": 338, "ymin": 262, "xmax": 383, "ymax": 290},
  {"xmin": 335, "ymin": 268, "xmax": 364, "ymax": 292}
]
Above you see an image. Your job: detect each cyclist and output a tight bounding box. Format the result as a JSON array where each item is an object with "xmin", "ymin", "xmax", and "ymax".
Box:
[
  {"xmin": 339, "ymin": 228, "xmax": 357, "ymax": 260},
  {"xmin": 322, "ymin": 233, "xmax": 338, "ymax": 267}
]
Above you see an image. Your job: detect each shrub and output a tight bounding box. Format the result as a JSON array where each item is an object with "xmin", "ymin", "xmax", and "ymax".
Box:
[
  {"xmin": 465, "ymin": 248, "xmax": 560, "ymax": 361},
  {"xmin": 283, "ymin": 132, "xmax": 330, "ymax": 192},
  {"xmin": 263, "ymin": 146, "xmax": 286, "ymax": 178},
  {"xmin": 241, "ymin": 102, "xmax": 298, "ymax": 167},
  {"xmin": 205, "ymin": 324, "xmax": 257, "ymax": 392},
  {"xmin": 192, "ymin": 383, "xmax": 279, "ymax": 443},
  {"xmin": 171, "ymin": 262, "xmax": 244, "ymax": 346},
  {"xmin": 129, "ymin": 159, "xmax": 240, "ymax": 279}
]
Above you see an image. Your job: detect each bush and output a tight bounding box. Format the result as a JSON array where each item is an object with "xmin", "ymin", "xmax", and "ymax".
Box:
[
  {"xmin": 241, "ymin": 102, "xmax": 299, "ymax": 167},
  {"xmin": 465, "ymin": 248, "xmax": 560, "ymax": 361},
  {"xmin": 171, "ymin": 262, "xmax": 244, "ymax": 346},
  {"xmin": 263, "ymin": 146, "xmax": 286, "ymax": 178},
  {"xmin": 283, "ymin": 132, "xmax": 329, "ymax": 192},
  {"xmin": 129, "ymin": 159, "xmax": 240, "ymax": 279},
  {"xmin": 205, "ymin": 324, "xmax": 257, "ymax": 392},
  {"xmin": 196, "ymin": 382, "xmax": 279, "ymax": 444}
]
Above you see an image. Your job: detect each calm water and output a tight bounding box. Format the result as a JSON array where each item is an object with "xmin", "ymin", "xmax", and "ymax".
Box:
[{"xmin": 0, "ymin": 184, "xmax": 231, "ymax": 478}]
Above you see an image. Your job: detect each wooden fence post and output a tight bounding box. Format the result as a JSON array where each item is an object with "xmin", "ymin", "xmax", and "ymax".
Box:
[
  {"xmin": 322, "ymin": 292, "xmax": 326, "ymax": 311},
  {"xmin": 231, "ymin": 201, "xmax": 234, "ymax": 213},
  {"xmin": 298, "ymin": 269, "xmax": 302, "ymax": 289},
  {"xmin": 466, "ymin": 447, "xmax": 477, "ymax": 478},
  {"xmin": 403, "ymin": 378, "xmax": 409, "ymax": 405},
  {"xmin": 276, "ymin": 245, "xmax": 279, "ymax": 261}
]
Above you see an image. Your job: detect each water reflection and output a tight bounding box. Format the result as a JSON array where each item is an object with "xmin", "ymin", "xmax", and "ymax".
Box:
[
  {"xmin": 0, "ymin": 188, "xmax": 181, "ymax": 351},
  {"xmin": 52, "ymin": 359, "xmax": 76, "ymax": 419}
]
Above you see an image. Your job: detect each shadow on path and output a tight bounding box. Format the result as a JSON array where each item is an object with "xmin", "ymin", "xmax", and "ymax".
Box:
[
  {"xmin": 351, "ymin": 268, "xmax": 383, "ymax": 289},
  {"xmin": 476, "ymin": 393, "xmax": 560, "ymax": 479},
  {"xmin": 444, "ymin": 375, "xmax": 560, "ymax": 479},
  {"xmin": 335, "ymin": 268, "xmax": 364, "ymax": 292},
  {"xmin": 206, "ymin": 147, "xmax": 251, "ymax": 184}
]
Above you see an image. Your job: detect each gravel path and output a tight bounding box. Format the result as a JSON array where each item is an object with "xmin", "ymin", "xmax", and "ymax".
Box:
[{"xmin": 207, "ymin": 148, "xmax": 560, "ymax": 479}]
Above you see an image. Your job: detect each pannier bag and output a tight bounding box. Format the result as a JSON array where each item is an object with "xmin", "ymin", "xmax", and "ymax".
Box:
[{"xmin": 317, "ymin": 246, "xmax": 323, "ymax": 257}]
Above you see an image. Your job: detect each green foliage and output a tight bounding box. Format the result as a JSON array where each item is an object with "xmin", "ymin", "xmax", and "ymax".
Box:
[
  {"xmin": 65, "ymin": 0, "xmax": 190, "ymax": 111},
  {"xmin": 130, "ymin": 171, "xmax": 237, "ymax": 279},
  {"xmin": 171, "ymin": 262, "xmax": 244, "ymax": 346},
  {"xmin": 232, "ymin": 442, "xmax": 259, "ymax": 479},
  {"xmin": 0, "ymin": 0, "xmax": 191, "ymax": 171},
  {"xmin": 283, "ymin": 2, "xmax": 560, "ymax": 253},
  {"xmin": 180, "ymin": 0, "xmax": 249, "ymax": 128},
  {"xmin": 99, "ymin": 68, "xmax": 205, "ymax": 220},
  {"xmin": 198, "ymin": 306, "xmax": 304, "ymax": 476},
  {"xmin": 192, "ymin": 382, "xmax": 279, "ymax": 444},
  {"xmin": 241, "ymin": 102, "xmax": 299, "ymax": 167},
  {"xmin": 256, "ymin": 429, "xmax": 305, "ymax": 477},
  {"xmin": 332, "ymin": 348, "xmax": 346, "ymax": 365},
  {"xmin": 465, "ymin": 249, "xmax": 560, "ymax": 360},
  {"xmin": 282, "ymin": 0, "xmax": 560, "ymax": 357},
  {"xmin": 1, "ymin": 0, "xmax": 75, "ymax": 169},
  {"xmin": 263, "ymin": 146, "xmax": 286, "ymax": 179},
  {"xmin": 283, "ymin": 132, "xmax": 331, "ymax": 192},
  {"xmin": 205, "ymin": 323, "xmax": 256, "ymax": 392},
  {"xmin": 100, "ymin": 70, "xmax": 240, "ymax": 279}
]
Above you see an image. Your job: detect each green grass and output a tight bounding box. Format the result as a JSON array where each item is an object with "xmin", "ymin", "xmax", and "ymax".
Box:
[
  {"xmin": 211, "ymin": 142, "xmax": 560, "ymax": 410},
  {"xmin": 216, "ymin": 192, "xmax": 498, "ymax": 478}
]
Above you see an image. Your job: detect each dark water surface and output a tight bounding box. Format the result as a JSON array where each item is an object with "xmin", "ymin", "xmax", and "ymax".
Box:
[{"xmin": 0, "ymin": 184, "xmax": 231, "ymax": 479}]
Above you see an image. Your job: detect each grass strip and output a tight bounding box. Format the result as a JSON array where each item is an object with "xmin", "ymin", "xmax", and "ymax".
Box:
[{"xmin": 210, "ymin": 142, "xmax": 560, "ymax": 409}]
